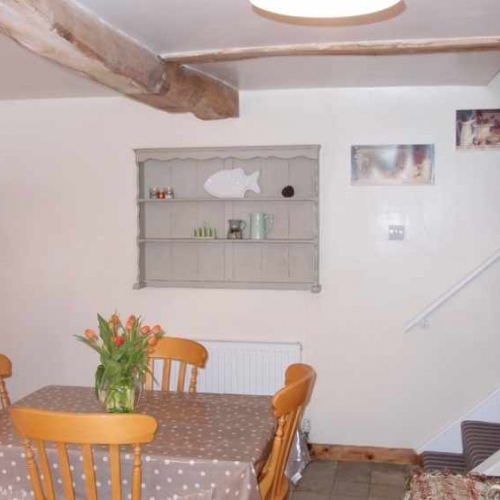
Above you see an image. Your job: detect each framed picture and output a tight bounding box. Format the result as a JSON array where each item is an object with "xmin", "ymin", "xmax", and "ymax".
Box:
[
  {"xmin": 351, "ymin": 144, "xmax": 435, "ymax": 186},
  {"xmin": 456, "ymin": 109, "xmax": 500, "ymax": 149}
]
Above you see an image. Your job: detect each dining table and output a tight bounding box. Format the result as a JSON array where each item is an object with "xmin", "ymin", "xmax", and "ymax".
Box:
[{"xmin": 0, "ymin": 385, "xmax": 309, "ymax": 500}]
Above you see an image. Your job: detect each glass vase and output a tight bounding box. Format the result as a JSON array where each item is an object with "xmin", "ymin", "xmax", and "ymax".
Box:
[{"xmin": 98, "ymin": 382, "xmax": 141, "ymax": 413}]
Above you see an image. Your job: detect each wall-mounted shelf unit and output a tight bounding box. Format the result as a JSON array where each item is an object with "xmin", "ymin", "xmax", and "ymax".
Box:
[
  {"xmin": 138, "ymin": 238, "xmax": 316, "ymax": 244},
  {"xmin": 134, "ymin": 145, "xmax": 321, "ymax": 292},
  {"xmin": 137, "ymin": 197, "xmax": 318, "ymax": 203}
]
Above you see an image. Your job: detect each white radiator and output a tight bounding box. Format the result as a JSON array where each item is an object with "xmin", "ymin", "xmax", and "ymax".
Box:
[
  {"xmin": 151, "ymin": 340, "xmax": 302, "ymax": 396},
  {"xmin": 198, "ymin": 340, "xmax": 302, "ymax": 396}
]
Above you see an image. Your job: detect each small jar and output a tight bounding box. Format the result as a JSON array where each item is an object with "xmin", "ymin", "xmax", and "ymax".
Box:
[
  {"xmin": 149, "ymin": 187, "xmax": 159, "ymax": 199},
  {"xmin": 165, "ymin": 187, "xmax": 175, "ymax": 199},
  {"xmin": 158, "ymin": 189, "xmax": 166, "ymax": 199}
]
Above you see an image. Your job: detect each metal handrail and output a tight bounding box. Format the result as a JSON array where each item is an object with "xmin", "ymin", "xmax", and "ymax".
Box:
[{"xmin": 405, "ymin": 247, "xmax": 500, "ymax": 332}]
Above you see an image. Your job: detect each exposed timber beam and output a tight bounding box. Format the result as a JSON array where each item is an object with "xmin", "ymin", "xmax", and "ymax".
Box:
[
  {"xmin": 162, "ymin": 36, "xmax": 500, "ymax": 64},
  {"xmin": 0, "ymin": 0, "xmax": 238, "ymax": 120}
]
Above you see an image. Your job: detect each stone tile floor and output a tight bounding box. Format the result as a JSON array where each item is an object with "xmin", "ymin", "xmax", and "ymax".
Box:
[{"xmin": 290, "ymin": 461, "xmax": 413, "ymax": 500}]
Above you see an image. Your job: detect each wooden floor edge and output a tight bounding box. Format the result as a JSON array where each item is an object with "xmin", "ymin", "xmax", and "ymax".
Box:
[{"xmin": 309, "ymin": 443, "xmax": 420, "ymax": 465}]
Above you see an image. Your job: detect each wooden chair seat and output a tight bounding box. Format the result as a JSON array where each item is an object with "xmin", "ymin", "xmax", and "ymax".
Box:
[
  {"xmin": 145, "ymin": 337, "xmax": 208, "ymax": 393},
  {"xmin": 258, "ymin": 363, "xmax": 316, "ymax": 500},
  {"xmin": 0, "ymin": 353, "xmax": 12, "ymax": 409},
  {"xmin": 10, "ymin": 407, "xmax": 157, "ymax": 500}
]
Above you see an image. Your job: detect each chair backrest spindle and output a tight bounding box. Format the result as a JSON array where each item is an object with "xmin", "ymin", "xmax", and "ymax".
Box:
[
  {"xmin": 132, "ymin": 444, "xmax": 142, "ymax": 500},
  {"xmin": 189, "ymin": 366, "xmax": 199, "ymax": 393},
  {"xmin": 109, "ymin": 444, "xmax": 122, "ymax": 500},
  {"xmin": 82, "ymin": 443, "xmax": 97, "ymax": 500},
  {"xmin": 161, "ymin": 358, "xmax": 172, "ymax": 391},
  {"xmin": 177, "ymin": 362, "xmax": 187, "ymax": 393},
  {"xmin": 36, "ymin": 439, "xmax": 55, "ymax": 500},
  {"xmin": 58, "ymin": 442, "xmax": 75, "ymax": 500},
  {"xmin": 24, "ymin": 438, "xmax": 46, "ymax": 500}
]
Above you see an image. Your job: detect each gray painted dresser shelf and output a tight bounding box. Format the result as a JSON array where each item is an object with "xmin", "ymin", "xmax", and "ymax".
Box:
[{"xmin": 134, "ymin": 145, "xmax": 321, "ymax": 292}]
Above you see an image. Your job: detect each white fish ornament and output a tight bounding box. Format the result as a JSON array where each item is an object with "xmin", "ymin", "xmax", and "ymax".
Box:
[{"xmin": 204, "ymin": 168, "xmax": 261, "ymax": 198}]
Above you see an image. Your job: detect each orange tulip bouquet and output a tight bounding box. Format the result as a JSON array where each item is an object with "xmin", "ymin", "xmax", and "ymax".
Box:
[{"xmin": 76, "ymin": 314, "xmax": 164, "ymax": 413}]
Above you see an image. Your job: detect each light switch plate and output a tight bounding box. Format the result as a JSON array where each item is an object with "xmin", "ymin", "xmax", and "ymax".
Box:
[{"xmin": 388, "ymin": 225, "xmax": 405, "ymax": 240}]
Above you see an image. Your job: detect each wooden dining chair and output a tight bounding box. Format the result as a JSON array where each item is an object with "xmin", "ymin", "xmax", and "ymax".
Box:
[
  {"xmin": 145, "ymin": 337, "xmax": 208, "ymax": 393},
  {"xmin": 258, "ymin": 363, "xmax": 317, "ymax": 500},
  {"xmin": 0, "ymin": 353, "xmax": 12, "ymax": 409},
  {"xmin": 9, "ymin": 407, "xmax": 157, "ymax": 500}
]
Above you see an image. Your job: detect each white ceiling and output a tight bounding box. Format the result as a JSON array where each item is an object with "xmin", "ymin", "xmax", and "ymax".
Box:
[
  {"xmin": 0, "ymin": 0, "xmax": 499, "ymax": 99},
  {"xmin": 193, "ymin": 53, "xmax": 500, "ymax": 90},
  {"xmin": 74, "ymin": 0, "xmax": 500, "ymax": 53}
]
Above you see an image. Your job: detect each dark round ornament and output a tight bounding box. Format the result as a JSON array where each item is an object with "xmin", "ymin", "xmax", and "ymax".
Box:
[{"xmin": 281, "ymin": 185, "xmax": 295, "ymax": 198}]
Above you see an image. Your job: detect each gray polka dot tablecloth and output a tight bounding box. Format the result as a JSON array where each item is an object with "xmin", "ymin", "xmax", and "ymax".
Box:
[{"xmin": 0, "ymin": 385, "xmax": 281, "ymax": 500}]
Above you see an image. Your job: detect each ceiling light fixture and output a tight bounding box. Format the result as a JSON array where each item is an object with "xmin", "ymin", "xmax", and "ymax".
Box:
[{"xmin": 249, "ymin": 0, "xmax": 401, "ymax": 19}]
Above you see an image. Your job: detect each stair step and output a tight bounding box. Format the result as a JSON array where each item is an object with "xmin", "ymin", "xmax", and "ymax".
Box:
[
  {"xmin": 462, "ymin": 420, "xmax": 500, "ymax": 471},
  {"xmin": 421, "ymin": 451, "xmax": 466, "ymax": 473}
]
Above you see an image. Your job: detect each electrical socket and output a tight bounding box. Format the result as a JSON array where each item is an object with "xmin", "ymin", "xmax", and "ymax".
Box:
[
  {"xmin": 301, "ymin": 418, "xmax": 311, "ymax": 441},
  {"xmin": 388, "ymin": 225, "xmax": 405, "ymax": 241}
]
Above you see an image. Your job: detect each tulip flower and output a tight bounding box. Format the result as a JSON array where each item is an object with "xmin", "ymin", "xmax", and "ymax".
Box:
[
  {"xmin": 151, "ymin": 325, "xmax": 162, "ymax": 335},
  {"xmin": 126, "ymin": 315, "xmax": 136, "ymax": 324},
  {"xmin": 147, "ymin": 336, "xmax": 159, "ymax": 347},
  {"xmin": 84, "ymin": 329, "xmax": 98, "ymax": 341},
  {"xmin": 113, "ymin": 336, "xmax": 125, "ymax": 347},
  {"xmin": 140, "ymin": 325, "xmax": 150, "ymax": 335},
  {"xmin": 108, "ymin": 314, "xmax": 120, "ymax": 330}
]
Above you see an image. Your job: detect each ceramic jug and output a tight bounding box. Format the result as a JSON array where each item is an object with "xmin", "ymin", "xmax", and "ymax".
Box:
[{"xmin": 250, "ymin": 213, "xmax": 274, "ymax": 240}]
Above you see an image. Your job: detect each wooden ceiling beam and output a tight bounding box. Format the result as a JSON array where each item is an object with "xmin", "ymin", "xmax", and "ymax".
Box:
[
  {"xmin": 163, "ymin": 36, "xmax": 500, "ymax": 64},
  {"xmin": 0, "ymin": 0, "xmax": 238, "ymax": 120}
]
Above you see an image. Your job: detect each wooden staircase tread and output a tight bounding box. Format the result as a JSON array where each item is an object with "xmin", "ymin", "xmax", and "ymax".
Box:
[
  {"xmin": 462, "ymin": 421, "xmax": 500, "ymax": 471},
  {"xmin": 421, "ymin": 451, "xmax": 466, "ymax": 474}
]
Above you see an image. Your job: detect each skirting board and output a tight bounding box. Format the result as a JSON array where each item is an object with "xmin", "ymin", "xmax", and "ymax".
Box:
[{"xmin": 310, "ymin": 443, "xmax": 419, "ymax": 465}]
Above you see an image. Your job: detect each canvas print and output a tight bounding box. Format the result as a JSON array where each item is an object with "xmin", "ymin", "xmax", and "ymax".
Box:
[
  {"xmin": 456, "ymin": 109, "xmax": 500, "ymax": 149},
  {"xmin": 351, "ymin": 144, "xmax": 435, "ymax": 186}
]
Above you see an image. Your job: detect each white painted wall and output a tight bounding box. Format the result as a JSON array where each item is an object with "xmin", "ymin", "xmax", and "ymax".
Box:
[
  {"xmin": 419, "ymin": 386, "xmax": 500, "ymax": 454},
  {"xmin": 0, "ymin": 81, "xmax": 499, "ymax": 448}
]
